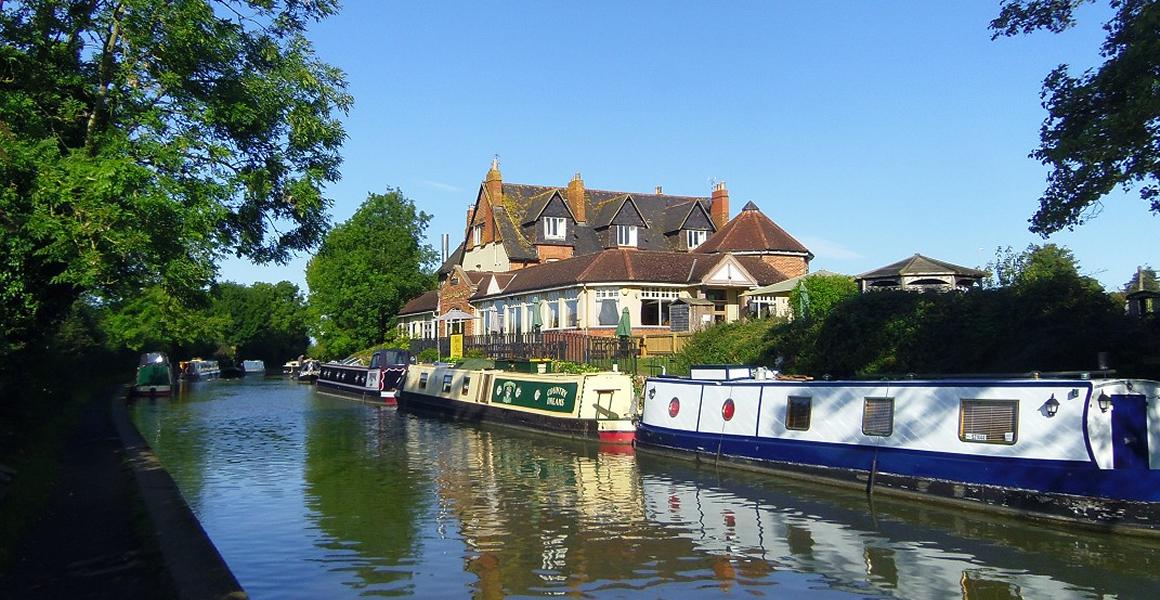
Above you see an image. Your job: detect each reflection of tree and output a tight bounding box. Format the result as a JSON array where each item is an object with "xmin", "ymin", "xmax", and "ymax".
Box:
[
  {"xmin": 303, "ymin": 401, "xmax": 420, "ymax": 592},
  {"xmin": 128, "ymin": 394, "xmax": 210, "ymax": 512}
]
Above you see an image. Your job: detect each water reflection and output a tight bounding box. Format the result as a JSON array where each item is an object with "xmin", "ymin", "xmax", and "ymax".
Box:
[{"xmin": 130, "ymin": 379, "xmax": 1160, "ymax": 599}]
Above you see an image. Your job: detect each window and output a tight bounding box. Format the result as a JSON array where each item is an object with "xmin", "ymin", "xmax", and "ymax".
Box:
[
  {"xmin": 641, "ymin": 288, "xmax": 678, "ymax": 326},
  {"xmin": 543, "ymin": 217, "xmax": 566, "ymax": 241},
  {"xmin": 442, "ymin": 374, "xmax": 453, "ymax": 393},
  {"xmin": 462, "ymin": 376, "xmax": 471, "ymax": 395},
  {"xmin": 785, "ymin": 396, "xmax": 812, "ymax": 430},
  {"xmin": 686, "ymin": 229, "xmax": 708, "ymax": 249},
  {"xmin": 547, "ymin": 300, "xmax": 560, "ymax": 328},
  {"xmin": 448, "ymin": 320, "xmax": 465, "ymax": 335},
  {"xmin": 862, "ymin": 397, "xmax": 894, "ymax": 437},
  {"xmin": 422, "ymin": 320, "xmax": 435, "ymax": 339},
  {"xmin": 615, "ymin": 224, "xmax": 638, "ymax": 247},
  {"xmin": 507, "ymin": 304, "xmax": 523, "ymax": 334},
  {"xmin": 472, "ymin": 224, "xmax": 483, "ymax": 246},
  {"xmin": 563, "ymin": 298, "xmax": 579, "ymax": 328},
  {"xmin": 419, "ymin": 372, "xmax": 429, "ymax": 388},
  {"xmin": 960, "ymin": 399, "xmax": 1018, "ymax": 444},
  {"xmin": 595, "ymin": 289, "xmax": 620, "ymax": 326}
]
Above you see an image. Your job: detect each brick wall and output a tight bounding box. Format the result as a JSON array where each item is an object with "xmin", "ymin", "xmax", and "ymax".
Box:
[
  {"xmin": 535, "ymin": 245, "xmax": 574, "ymax": 262},
  {"xmin": 762, "ymin": 255, "xmax": 809, "ymax": 278},
  {"xmin": 437, "ymin": 272, "xmax": 477, "ymax": 336}
]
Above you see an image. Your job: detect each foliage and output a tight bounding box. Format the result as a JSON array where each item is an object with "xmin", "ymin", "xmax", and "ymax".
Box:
[
  {"xmin": 1123, "ymin": 265, "xmax": 1159, "ymax": 292},
  {"xmin": 788, "ymin": 273, "xmax": 858, "ymax": 321},
  {"xmin": 306, "ymin": 189, "xmax": 438, "ymax": 359},
  {"xmin": 551, "ymin": 360, "xmax": 601, "ymax": 374},
  {"xmin": 102, "ymin": 286, "xmax": 228, "ymax": 354},
  {"xmin": 671, "ymin": 318, "xmax": 780, "ymax": 375},
  {"xmin": 991, "ymin": 1, "xmax": 1160, "ymax": 234},
  {"xmin": 213, "ymin": 281, "xmax": 310, "ymax": 366},
  {"xmin": 416, "ymin": 347, "xmax": 439, "ymax": 364},
  {"xmin": 0, "ymin": 0, "xmax": 350, "ymax": 364},
  {"xmin": 346, "ymin": 331, "xmax": 411, "ymax": 364}
]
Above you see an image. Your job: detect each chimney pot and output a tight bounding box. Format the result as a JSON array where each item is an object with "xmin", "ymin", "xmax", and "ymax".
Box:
[
  {"xmin": 655, "ymin": 186, "xmax": 663, "ymax": 194},
  {"xmin": 710, "ymin": 180, "xmax": 729, "ymax": 229}
]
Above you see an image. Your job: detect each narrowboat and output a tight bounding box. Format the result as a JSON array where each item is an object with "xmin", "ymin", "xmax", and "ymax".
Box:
[
  {"xmin": 241, "ymin": 360, "xmax": 266, "ymax": 375},
  {"xmin": 398, "ymin": 363, "xmax": 637, "ymax": 444},
  {"xmin": 132, "ymin": 352, "xmax": 173, "ymax": 396},
  {"xmin": 637, "ymin": 367, "xmax": 1160, "ymax": 534},
  {"xmin": 316, "ymin": 349, "xmax": 410, "ymax": 404},
  {"xmin": 180, "ymin": 358, "xmax": 220, "ymax": 380}
]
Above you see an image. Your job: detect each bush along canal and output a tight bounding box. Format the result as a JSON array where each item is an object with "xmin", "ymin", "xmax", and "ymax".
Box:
[{"xmin": 128, "ymin": 377, "xmax": 1160, "ymax": 598}]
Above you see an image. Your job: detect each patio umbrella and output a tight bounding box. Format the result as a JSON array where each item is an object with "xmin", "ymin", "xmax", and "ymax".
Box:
[
  {"xmin": 615, "ymin": 306, "xmax": 631, "ymax": 337},
  {"xmin": 530, "ymin": 297, "xmax": 542, "ymax": 332}
]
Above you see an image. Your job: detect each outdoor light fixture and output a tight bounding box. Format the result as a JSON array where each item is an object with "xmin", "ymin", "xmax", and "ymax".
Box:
[
  {"xmin": 1044, "ymin": 394, "xmax": 1060, "ymax": 417},
  {"xmin": 1097, "ymin": 393, "xmax": 1112, "ymax": 412}
]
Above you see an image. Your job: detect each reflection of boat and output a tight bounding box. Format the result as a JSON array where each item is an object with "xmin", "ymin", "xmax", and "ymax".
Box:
[
  {"xmin": 132, "ymin": 352, "xmax": 173, "ymax": 396},
  {"xmin": 297, "ymin": 359, "xmax": 320, "ymax": 382},
  {"xmin": 317, "ymin": 349, "xmax": 410, "ymax": 404},
  {"xmin": 180, "ymin": 358, "xmax": 220, "ymax": 380},
  {"xmin": 639, "ymin": 369, "xmax": 1160, "ymax": 533},
  {"xmin": 399, "ymin": 364, "xmax": 637, "ymax": 444},
  {"xmin": 241, "ymin": 360, "xmax": 266, "ymax": 375},
  {"xmin": 638, "ymin": 455, "xmax": 1160, "ymax": 599}
]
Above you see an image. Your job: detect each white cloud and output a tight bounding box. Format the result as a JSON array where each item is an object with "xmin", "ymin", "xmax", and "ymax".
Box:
[{"xmin": 798, "ymin": 236, "xmax": 863, "ymax": 261}]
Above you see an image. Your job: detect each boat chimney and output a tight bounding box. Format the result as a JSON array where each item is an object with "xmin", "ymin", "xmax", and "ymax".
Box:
[{"xmin": 441, "ymin": 233, "xmax": 449, "ymax": 262}]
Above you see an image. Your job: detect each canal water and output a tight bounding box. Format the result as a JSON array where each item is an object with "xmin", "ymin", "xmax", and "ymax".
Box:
[{"xmin": 129, "ymin": 377, "xmax": 1160, "ymax": 599}]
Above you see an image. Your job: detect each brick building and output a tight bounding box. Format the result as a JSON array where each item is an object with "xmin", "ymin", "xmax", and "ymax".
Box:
[{"xmin": 396, "ymin": 161, "xmax": 812, "ymax": 337}]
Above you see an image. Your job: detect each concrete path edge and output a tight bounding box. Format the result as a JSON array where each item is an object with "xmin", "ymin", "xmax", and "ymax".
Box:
[{"xmin": 111, "ymin": 390, "xmax": 247, "ymax": 600}]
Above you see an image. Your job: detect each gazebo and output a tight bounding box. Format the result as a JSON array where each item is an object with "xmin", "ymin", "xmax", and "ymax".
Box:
[{"xmin": 856, "ymin": 254, "xmax": 985, "ymax": 293}]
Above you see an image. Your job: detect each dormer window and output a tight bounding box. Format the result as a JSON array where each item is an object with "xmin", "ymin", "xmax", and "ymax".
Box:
[
  {"xmin": 686, "ymin": 229, "xmax": 708, "ymax": 250},
  {"xmin": 543, "ymin": 217, "xmax": 567, "ymax": 241},
  {"xmin": 615, "ymin": 225, "xmax": 638, "ymax": 247},
  {"xmin": 472, "ymin": 224, "xmax": 483, "ymax": 247}
]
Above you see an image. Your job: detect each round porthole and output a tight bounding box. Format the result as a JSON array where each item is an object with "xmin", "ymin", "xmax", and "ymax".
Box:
[
  {"xmin": 668, "ymin": 397, "xmax": 680, "ymax": 418},
  {"xmin": 722, "ymin": 398, "xmax": 735, "ymax": 421}
]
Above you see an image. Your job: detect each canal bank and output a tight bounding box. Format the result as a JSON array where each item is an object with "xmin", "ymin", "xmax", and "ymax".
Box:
[{"xmin": 1, "ymin": 384, "xmax": 245, "ymax": 599}]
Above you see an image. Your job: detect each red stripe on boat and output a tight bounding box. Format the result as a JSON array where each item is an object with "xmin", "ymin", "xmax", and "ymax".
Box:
[{"xmin": 598, "ymin": 431, "xmax": 635, "ymax": 445}]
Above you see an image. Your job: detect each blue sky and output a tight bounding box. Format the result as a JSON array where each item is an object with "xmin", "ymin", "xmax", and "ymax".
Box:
[{"xmin": 219, "ymin": 1, "xmax": 1156, "ymax": 292}]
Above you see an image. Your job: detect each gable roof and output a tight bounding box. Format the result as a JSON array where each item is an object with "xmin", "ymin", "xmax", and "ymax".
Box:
[
  {"xmin": 857, "ymin": 254, "xmax": 986, "ymax": 280},
  {"xmin": 470, "ymin": 249, "xmax": 791, "ymax": 300},
  {"xmin": 397, "ymin": 290, "xmax": 439, "ymax": 316},
  {"xmin": 696, "ymin": 201, "xmax": 811, "ymax": 256}
]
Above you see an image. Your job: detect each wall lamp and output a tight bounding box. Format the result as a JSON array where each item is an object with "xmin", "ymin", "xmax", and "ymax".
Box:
[
  {"xmin": 1044, "ymin": 394, "xmax": 1060, "ymax": 417},
  {"xmin": 1097, "ymin": 393, "xmax": 1112, "ymax": 413}
]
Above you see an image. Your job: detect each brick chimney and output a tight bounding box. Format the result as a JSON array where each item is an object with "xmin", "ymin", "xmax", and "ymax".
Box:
[
  {"xmin": 710, "ymin": 181, "xmax": 729, "ymax": 229},
  {"xmin": 566, "ymin": 172, "xmax": 586, "ymax": 223},
  {"xmin": 466, "ymin": 205, "xmax": 476, "ymax": 243},
  {"xmin": 484, "ymin": 157, "xmax": 503, "ymax": 206}
]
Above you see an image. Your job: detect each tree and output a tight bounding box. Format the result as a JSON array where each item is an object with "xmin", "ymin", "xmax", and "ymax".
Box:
[
  {"xmin": 102, "ymin": 285, "xmax": 228, "ymax": 354},
  {"xmin": 788, "ymin": 273, "xmax": 858, "ymax": 322},
  {"xmin": 991, "ymin": 1, "xmax": 1160, "ymax": 235},
  {"xmin": 1122, "ymin": 265, "xmax": 1158, "ymax": 292},
  {"xmin": 214, "ymin": 281, "xmax": 310, "ymax": 366},
  {"xmin": 0, "ymin": 1, "xmax": 351, "ymax": 362},
  {"xmin": 306, "ymin": 190, "xmax": 437, "ymax": 359},
  {"xmin": 985, "ymin": 243, "xmax": 1103, "ymax": 290}
]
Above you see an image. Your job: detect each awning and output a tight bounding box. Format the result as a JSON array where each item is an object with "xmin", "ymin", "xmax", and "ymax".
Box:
[{"xmin": 437, "ymin": 309, "xmax": 475, "ymax": 321}]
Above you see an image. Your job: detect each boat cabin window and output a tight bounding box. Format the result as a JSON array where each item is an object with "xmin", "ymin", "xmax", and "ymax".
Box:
[
  {"xmin": 419, "ymin": 372, "xmax": 429, "ymax": 388},
  {"xmin": 462, "ymin": 376, "xmax": 471, "ymax": 395},
  {"xmin": 442, "ymin": 374, "xmax": 453, "ymax": 393},
  {"xmin": 370, "ymin": 353, "xmax": 381, "ymax": 369},
  {"xmin": 959, "ymin": 399, "xmax": 1018, "ymax": 445},
  {"xmin": 785, "ymin": 396, "xmax": 812, "ymax": 431},
  {"xmin": 862, "ymin": 397, "xmax": 894, "ymax": 437}
]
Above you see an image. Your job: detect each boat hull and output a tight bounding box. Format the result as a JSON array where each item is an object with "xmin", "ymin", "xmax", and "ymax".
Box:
[{"xmin": 316, "ymin": 363, "xmax": 404, "ymax": 405}]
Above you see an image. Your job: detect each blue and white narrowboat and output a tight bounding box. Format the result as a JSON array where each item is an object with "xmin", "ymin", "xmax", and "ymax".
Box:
[
  {"xmin": 638, "ymin": 367, "xmax": 1160, "ymax": 533},
  {"xmin": 399, "ymin": 364, "xmax": 638, "ymax": 445},
  {"xmin": 180, "ymin": 358, "xmax": 220, "ymax": 380},
  {"xmin": 316, "ymin": 349, "xmax": 411, "ymax": 404}
]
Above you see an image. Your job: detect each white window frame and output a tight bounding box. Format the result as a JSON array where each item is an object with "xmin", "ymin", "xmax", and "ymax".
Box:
[
  {"xmin": 543, "ymin": 217, "xmax": 567, "ymax": 241},
  {"xmin": 615, "ymin": 224, "xmax": 638, "ymax": 247},
  {"xmin": 686, "ymin": 229, "xmax": 708, "ymax": 249},
  {"xmin": 472, "ymin": 223, "xmax": 483, "ymax": 246},
  {"xmin": 640, "ymin": 287, "xmax": 679, "ymax": 327},
  {"xmin": 595, "ymin": 288, "xmax": 621, "ymax": 327}
]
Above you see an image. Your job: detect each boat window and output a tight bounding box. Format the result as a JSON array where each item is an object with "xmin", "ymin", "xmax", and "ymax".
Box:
[
  {"xmin": 462, "ymin": 376, "xmax": 471, "ymax": 395},
  {"xmin": 862, "ymin": 397, "xmax": 894, "ymax": 437},
  {"xmin": 785, "ymin": 396, "xmax": 811, "ymax": 431},
  {"xmin": 442, "ymin": 374, "xmax": 453, "ymax": 393},
  {"xmin": 959, "ymin": 399, "xmax": 1018, "ymax": 445},
  {"xmin": 419, "ymin": 372, "xmax": 429, "ymax": 388},
  {"xmin": 370, "ymin": 353, "xmax": 381, "ymax": 369}
]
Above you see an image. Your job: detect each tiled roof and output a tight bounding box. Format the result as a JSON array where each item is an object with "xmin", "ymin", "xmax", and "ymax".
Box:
[
  {"xmin": 857, "ymin": 254, "xmax": 986, "ymax": 279},
  {"xmin": 695, "ymin": 201, "xmax": 810, "ymax": 256},
  {"xmin": 437, "ymin": 242, "xmax": 465, "ymax": 275},
  {"xmin": 397, "ymin": 290, "xmax": 438, "ymax": 316},
  {"xmin": 470, "ymin": 249, "xmax": 790, "ymax": 300}
]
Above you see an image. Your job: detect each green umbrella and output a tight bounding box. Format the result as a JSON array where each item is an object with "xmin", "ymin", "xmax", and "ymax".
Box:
[
  {"xmin": 530, "ymin": 296, "xmax": 542, "ymax": 331},
  {"xmin": 615, "ymin": 306, "xmax": 632, "ymax": 337}
]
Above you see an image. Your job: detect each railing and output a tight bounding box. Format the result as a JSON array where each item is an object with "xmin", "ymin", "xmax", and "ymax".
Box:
[{"xmin": 409, "ymin": 331, "xmax": 640, "ymax": 374}]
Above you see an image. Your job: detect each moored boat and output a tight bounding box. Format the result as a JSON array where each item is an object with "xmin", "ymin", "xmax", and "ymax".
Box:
[
  {"xmin": 637, "ymin": 367, "xmax": 1160, "ymax": 534},
  {"xmin": 242, "ymin": 360, "xmax": 266, "ymax": 375},
  {"xmin": 316, "ymin": 349, "xmax": 410, "ymax": 404},
  {"xmin": 180, "ymin": 358, "xmax": 220, "ymax": 380},
  {"xmin": 398, "ymin": 363, "xmax": 637, "ymax": 444},
  {"xmin": 132, "ymin": 352, "xmax": 173, "ymax": 396},
  {"xmin": 297, "ymin": 359, "xmax": 320, "ymax": 382}
]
